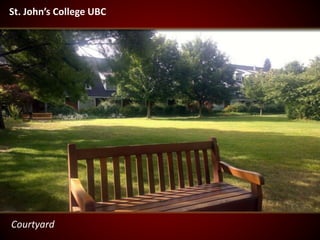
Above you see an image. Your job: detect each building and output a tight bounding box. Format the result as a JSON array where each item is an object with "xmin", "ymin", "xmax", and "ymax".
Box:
[
  {"xmin": 66, "ymin": 57, "xmax": 116, "ymax": 111},
  {"xmin": 66, "ymin": 72, "xmax": 116, "ymax": 111},
  {"xmin": 231, "ymin": 64, "xmax": 263, "ymax": 104},
  {"xmin": 232, "ymin": 64, "xmax": 263, "ymax": 84}
]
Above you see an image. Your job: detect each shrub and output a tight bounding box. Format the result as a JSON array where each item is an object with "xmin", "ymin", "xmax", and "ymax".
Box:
[
  {"xmin": 152, "ymin": 103, "xmax": 165, "ymax": 116},
  {"xmin": 174, "ymin": 104, "xmax": 189, "ymax": 116},
  {"xmin": 8, "ymin": 104, "xmax": 21, "ymax": 119},
  {"xmin": 151, "ymin": 103, "xmax": 190, "ymax": 116},
  {"xmin": 80, "ymin": 101, "xmax": 120, "ymax": 118},
  {"xmin": 247, "ymin": 104, "xmax": 260, "ymax": 114},
  {"xmin": 120, "ymin": 103, "xmax": 146, "ymax": 117},
  {"xmin": 223, "ymin": 103, "xmax": 248, "ymax": 113},
  {"xmin": 264, "ymin": 104, "xmax": 285, "ymax": 114},
  {"xmin": 98, "ymin": 101, "xmax": 120, "ymax": 114},
  {"xmin": 47, "ymin": 104, "xmax": 76, "ymax": 115}
]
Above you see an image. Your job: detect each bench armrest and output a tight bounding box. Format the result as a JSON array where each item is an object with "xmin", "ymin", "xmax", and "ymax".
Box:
[
  {"xmin": 70, "ymin": 178, "xmax": 96, "ymax": 211},
  {"xmin": 220, "ymin": 161, "xmax": 264, "ymax": 186}
]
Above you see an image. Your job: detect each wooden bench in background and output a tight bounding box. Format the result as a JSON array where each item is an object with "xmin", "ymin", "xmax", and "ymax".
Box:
[
  {"xmin": 31, "ymin": 112, "xmax": 53, "ymax": 120},
  {"xmin": 67, "ymin": 137, "xmax": 264, "ymax": 212},
  {"xmin": 22, "ymin": 112, "xmax": 53, "ymax": 121}
]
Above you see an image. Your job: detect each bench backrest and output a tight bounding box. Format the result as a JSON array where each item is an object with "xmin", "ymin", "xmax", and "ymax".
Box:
[
  {"xmin": 67, "ymin": 138, "xmax": 222, "ymax": 202},
  {"xmin": 32, "ymin": 113, "xmax": 52, "ymax": 118}
]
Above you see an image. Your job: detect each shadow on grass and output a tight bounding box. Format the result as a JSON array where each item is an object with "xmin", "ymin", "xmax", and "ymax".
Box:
[{"xmin": 0, "ymin": 121, "xmax": 319, "ymax": 212}]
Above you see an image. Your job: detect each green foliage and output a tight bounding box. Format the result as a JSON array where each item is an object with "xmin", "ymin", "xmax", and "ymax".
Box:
[
  {"xmin": 0, "ymin": 30, "xmax": 95, "ymax": 102},
  {"xmin": 81, "ymin": 100, "xmax": 120, "ymax": 118},
  {"xmin": 181, "ymin": 38, "xmax": 236, "ymax": 116},
  {"xmin": 99, "ymin": 100, "xmax": 120, "ymax": 113},
  {"xmin": 119, "ymin": 103, "xmax": 146, "ymax": 117},
  {"xmin": 47, "ymin": 104, "xmax": 76, "ymax": 115},
  {"xmin": 151, "ymin": 103, "xmax": 189, "ymax": 116},
  {"xmin": 224, "ymin": 102, "xmax": 284, "ymax": 115},
  {"xmin": 224, "ymin": 103, "xmax": 248, "ymax": 113},
  {"xmin": 116, "ymin": 30, "xmax": 155, "ymax": 58},
  {"xmin": 242, "ymin": 72, "xmax": 274, "ymax": 115},
  {"xmin": 275, "ymin": 58, "xmax": 320, "ymax": 120},
  {"xmin": 283, "ymin": 61, "xmax": 305, "ymax": 74},
  {"xmin": 8, "ymin": 104, "xmax": 21, "ymax": 119},
  {"xmin": 110, "ymin": 32, "xmax": 181, "ymax": 118},
  {"xmin": 241, "ymin": 62, "xmax": 319, "ymax": 120},
  {"xmin": 263, "ymin": 104, "xmax": 285, "ymax": 114}
]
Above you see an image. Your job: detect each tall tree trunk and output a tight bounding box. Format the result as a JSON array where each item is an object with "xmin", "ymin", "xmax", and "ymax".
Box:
[
  {"xmin": 198, "ymin": 100, "xmax": 203, "ymax": 118},
  {"xmin": 146, "ymin": 100, "xmax": 151, "ymax": 119},
  {"xmin": 259, "ymin": 103, "xmax": 264, "ymax": 116},
  {"xmin": 0, "ymin": 103, "xmax": 5, "ymax": 129}
]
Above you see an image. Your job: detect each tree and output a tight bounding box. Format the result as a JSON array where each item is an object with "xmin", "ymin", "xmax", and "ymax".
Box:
[
  {"xmin": 148, "ymin": 36, "xmax": 181, "ymax": 105},
  {"xmin": 294, "ymin": 57, "xmax": 320, "ymax": 120},
  {"xmin": 242, "ymin": 72, "xmax": 273, "ymax": 116},
  {"xmin": 0, "ymin": 30, "xmax": 96, "ymax": 128},
  {"xmin": 263, "ymin": 58, "xmax": 271, "ymax": 72},
  {"xmin": 283, "ymin": 60, "xmax": 305, "ymax": 74},
  {"xmin": 181, "ymin": 38, "xmax": 235, "ymax": 117},
  {"xmin": 110, "ymin": 32, "xmax": 181, "ymax": 118},
  {"xmin": 0, "ymin": 84, "xmax": 33, "ymax": 112},
  {"xmin": 109, "ymin": 31, "xmax": 153, "ymax": 117},
  {"xmin": 267, "ymin": 58, "xmax": 319, "ymax": 120},
  {"xmin": 278, "ymin": 74, "xmax": 306, "ymax": 119}
]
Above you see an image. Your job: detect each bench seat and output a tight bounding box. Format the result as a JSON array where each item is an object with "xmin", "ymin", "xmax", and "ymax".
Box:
[{"xmin": 96, "ymin": 183, "xmax": 257, "ymax": 212}]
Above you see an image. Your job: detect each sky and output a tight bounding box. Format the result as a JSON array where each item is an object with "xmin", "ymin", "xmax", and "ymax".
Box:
[
  {"xmin": 157, "ymin": 30, "xmax": 320, "ymax": 69},
  {"xmin": 78, "ymin": 30, "xmax": 320, "ymax": 70}
]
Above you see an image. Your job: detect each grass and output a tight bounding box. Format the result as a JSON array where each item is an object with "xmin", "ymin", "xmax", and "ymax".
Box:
[{"xmin": 0, "ymin": 115, "xmax": 319, "ymax": 212}]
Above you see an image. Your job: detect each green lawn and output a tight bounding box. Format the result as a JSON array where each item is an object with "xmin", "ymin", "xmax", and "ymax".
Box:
[{"xmin": 1, "ymin": 115, "xmax": 319, "ymax": 212}]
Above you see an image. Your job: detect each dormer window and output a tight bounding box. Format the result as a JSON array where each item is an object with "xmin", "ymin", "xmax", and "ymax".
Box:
[{"xmin": 85, "ymin": 84, "xmax": 92, "ymax": 90}]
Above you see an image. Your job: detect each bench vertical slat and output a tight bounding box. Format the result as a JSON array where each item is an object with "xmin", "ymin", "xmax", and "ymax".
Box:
[
  {"xmin": 186, "ymin": 151, "xmax": 194, "ymax": 187},
  {"xmin": 202, "ymin": 149, "xmax": 211, "ymax": 184},
  {"xmin": 86, "ymin": 158, "xmax": 95, "ymax": 199},
  {"xmin": 125, "ymin": 156, "xmax": 133, "ymax": 197},
  {"xmin": 157, "ymin": 153, "xmax": 166, "ymax": 192},
  {"xmin": 113, "ymin": 156, "xmax": 121, "ymax": 199},
  {"xmin": 99, "ymin": 158, "xmax": 109, "ymax": 201},
  {"xmin": 136, "ymin": 154, "xmax": 144, "ymax": 195},
  {"xmin": 176, "ymin": 151, "xmax": 185, "ymax": 188},
  {"xmin": 211, "ymin": 138, "xmax": 223, "ymax": 183},
  {"xmin": 147, "ymin": 154, "xmax": 155, "ymax": 193},
  {"xmin": 67, "ymin": 144, "xmax": 78, "ymax": 211},
  {"xmin": 194, "ymin": 150, "xmax": 202, "ymax": 185},
  {"xmin": 167, "ymin": 152, "xmax": 175, "ymax": 190}
]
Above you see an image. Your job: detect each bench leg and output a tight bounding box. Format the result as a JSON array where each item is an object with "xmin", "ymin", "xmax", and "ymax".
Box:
[{"xmin": 251, "ymin": 184, "xmax": 263, "ymax": 211}]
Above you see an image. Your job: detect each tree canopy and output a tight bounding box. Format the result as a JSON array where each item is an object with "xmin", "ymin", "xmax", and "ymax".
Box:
[
  {"xmin": 0, "ymin": 30, "xmax": 100, "ymax": 128},
  {"xmin": 1, "ymin": 30, "xmax": 319, "ymax": 125},
  {"xmin": 181, "ymin": 38, "xmax": 235, "ymax": 116},
  {"xmin": 263, "ymin": 58, "xmax": 271, "ymax": 72},
  {"xmin": 0, "ymin": 30, "xmax": 95, "ymax": 102},
  {"xmin": 110, "ymin": 32, "xmax": 181, "ymax": 118},
  {"xmin": 242, "ymin": 59, "xmax": 320, "ymax": 120}
]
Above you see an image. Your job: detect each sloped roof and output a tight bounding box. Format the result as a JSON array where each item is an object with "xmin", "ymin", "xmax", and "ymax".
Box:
[
  {"xmin": 86, "ymin": 77, "xmax": 115, "ymax": 97},
  {"xmin": 231, "ymin": 64, "xmax": 263, "ymax": 72},
  {"xmin": 81, "ymin": 56, "xmax": 115, "ymax": 98}
]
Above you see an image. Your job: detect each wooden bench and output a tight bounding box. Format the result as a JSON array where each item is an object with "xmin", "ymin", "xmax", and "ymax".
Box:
[
  {"xmin": 67, "ymin": 138, "xmax": 264, "ymax": 212},
  {"xmin": 22, "ymin": 113, "xmax": 32, "ymax": 121},
  {"xmin": 31, "ymin": 112, "xmax": 53, "ymax": 120}
]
